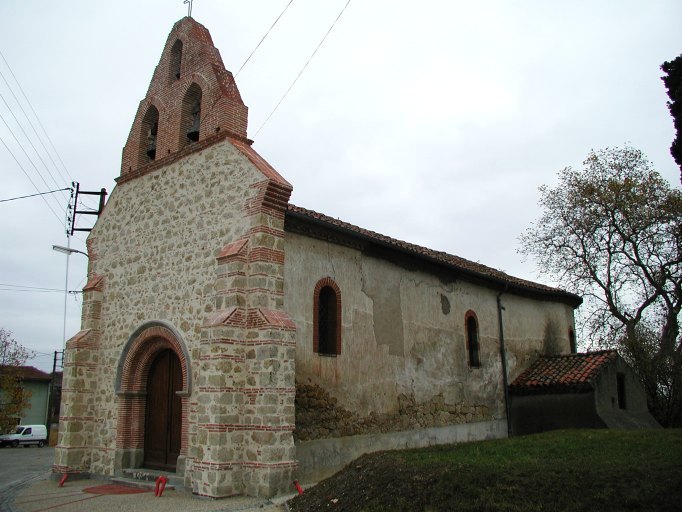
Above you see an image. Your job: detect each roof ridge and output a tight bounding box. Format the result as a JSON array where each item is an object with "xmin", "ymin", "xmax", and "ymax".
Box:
[
  {"xmin": 509, "ymin": 350, "xmax": 619, "ymax": 395},
  {"xmin": 539, "ymin": 349, "xmax": 617, "ymax": 360}
]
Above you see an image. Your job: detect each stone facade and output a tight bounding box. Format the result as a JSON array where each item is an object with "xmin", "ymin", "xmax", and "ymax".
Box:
[
  {"xmin": 55, "ymin": 17, "xmax": 297, "ymax": 499},
  {"xmin": 54, "ymin": 16, "xmax": 582, "ymax": 499}
]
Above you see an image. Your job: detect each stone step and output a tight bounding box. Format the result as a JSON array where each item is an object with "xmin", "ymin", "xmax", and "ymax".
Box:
[
  {"xmin": 116, "ymin": 468, "xmax": 183, "ymax": 489},
  {"xmin": 110, "ymin": 476, "xmax": 175, "ymax": 492}
]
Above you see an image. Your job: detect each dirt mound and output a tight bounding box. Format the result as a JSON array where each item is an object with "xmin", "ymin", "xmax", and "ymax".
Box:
[{"xmin": 287, "ymin": 451, "xmax": 446, "ymax": 512}]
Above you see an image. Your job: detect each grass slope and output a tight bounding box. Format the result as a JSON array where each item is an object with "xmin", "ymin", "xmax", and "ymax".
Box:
[{"xmin": 288, "ymin": 429, "xmax": 682, "ymax": 512}]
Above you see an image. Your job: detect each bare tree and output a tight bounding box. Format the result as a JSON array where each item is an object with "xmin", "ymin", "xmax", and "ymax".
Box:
[
  {"xmin": 0, "ymin": 329, "xmax": 35, "ymax": 433},
  {"xmin": 520, "ymin": 146, "xmax": 682, "ymax": 426}
]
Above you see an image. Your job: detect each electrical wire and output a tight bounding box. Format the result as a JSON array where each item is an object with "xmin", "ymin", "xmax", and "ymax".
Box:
[
  {"xmin": 0, "ymin": 187, "xmax": 70, "ymax": 203},
  {"xmin": 235, "ymin": 0, "xmax": 295, "ymax": 77},
  {"xmin": 0, "ymin": 133, "xmax": 64, "ymax": 226},
  {"xmin": 254, "ymin": 0, "xmax": 352, "ymax": 137},
  {"xmin": 0, "ymin": 288, "xmax": 82, "ymax": 294},
  {"xmin": 0, "ymin": 51, "xmax": 98, "ymax": 214},
  {"xmin": 0, "ymin": 283, "xmax": 64, "ymax": 292},
  {"xmin": 0, "ymin": 288, "xmax": 63, "ymax": 293},
  {"xmin": 0, "ymin": 50, "xmax": 73, "ymax": 187},
  {"xmin": 0, "ymin": 90, "xmax": 67, "ymax": 214},
  {"xmin": 0, "ymin": 68, "xmax": 70, "ymax": 206}
]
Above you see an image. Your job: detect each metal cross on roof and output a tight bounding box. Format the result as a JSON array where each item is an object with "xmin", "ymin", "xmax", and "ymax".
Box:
[{"xmin": 184, "ymin": 0, "xmax": 193, "ymax": 18}]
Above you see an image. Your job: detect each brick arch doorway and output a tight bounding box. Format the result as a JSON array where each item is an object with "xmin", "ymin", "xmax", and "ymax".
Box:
[{"xmin": 115, "ymin": 322, "xmax": 191, "ymax": 474}]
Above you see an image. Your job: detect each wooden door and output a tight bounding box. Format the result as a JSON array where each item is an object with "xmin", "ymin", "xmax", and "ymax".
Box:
[{"xmin": 144, "ymin": 349, "xmax": 182, "ymax": 470}]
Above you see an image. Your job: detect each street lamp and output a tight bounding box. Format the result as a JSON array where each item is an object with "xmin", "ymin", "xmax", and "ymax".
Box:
[
  {"xmin": 52, "ymin": 245, "xmax": 88, "ymax": 257},
  {"xmin": 52, "ymin": 244, "xmax": 88, "ymax": 346}
]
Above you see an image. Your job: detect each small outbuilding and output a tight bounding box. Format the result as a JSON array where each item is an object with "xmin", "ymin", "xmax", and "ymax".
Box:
[{"xmin": 509, "ymin": 350, "xmax": 660, "ymax": 435}]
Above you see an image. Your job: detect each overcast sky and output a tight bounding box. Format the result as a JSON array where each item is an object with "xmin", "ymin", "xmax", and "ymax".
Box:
[{"xmin": 0, "ymin": 0, "xmax": 680, "ymax": 372}]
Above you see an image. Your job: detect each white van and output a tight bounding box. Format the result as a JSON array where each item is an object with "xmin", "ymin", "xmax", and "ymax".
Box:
[{"xmin": 0, "ymin": 425, "xmax": 48, "ymax": 448}]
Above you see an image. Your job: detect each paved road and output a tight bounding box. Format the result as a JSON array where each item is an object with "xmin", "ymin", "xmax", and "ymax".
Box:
[{"xmin": 0, "ymin": 446, "xmax": 53, "ymax": 512}]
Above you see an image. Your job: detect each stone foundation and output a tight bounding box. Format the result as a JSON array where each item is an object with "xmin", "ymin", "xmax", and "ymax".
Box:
[{"xmin": 294, "ymin": 383, "xmax": 490, "ymax": 441}]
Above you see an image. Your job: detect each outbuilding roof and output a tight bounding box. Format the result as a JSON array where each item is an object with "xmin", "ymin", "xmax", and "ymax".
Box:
[
  {"xmin": 509, "ymin": 350, "xmax": 618, "ymax": 395},
  {"xmin": 286, "ymin": 204, "xmax": 582, "ymax": 307}
]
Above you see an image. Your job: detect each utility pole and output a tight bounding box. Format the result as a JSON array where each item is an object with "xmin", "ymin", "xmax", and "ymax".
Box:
[{"xmin": 46, "ymin": 350, "xmax": 63, "ymax": 441}]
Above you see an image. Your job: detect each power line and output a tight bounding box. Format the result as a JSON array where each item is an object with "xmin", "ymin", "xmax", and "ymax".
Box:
[
  {"xmin": 0, "ymin": 187, "xmax": 70, "ymax": 203},
  {"xmin": 0, "ymin": 90, "xmax": 67, "ymax": 214},
  {"xmin": 0, "ymin": 68, "xmax": 70, "ymax": 206},
  {"xmin": 0, "ymin": 288, "xmax": 63, "ymax": 293},
  {"xmin": 0, "ymin": 288, "xmax": 83, "ymax": 294},
  {"xmin": 0, "ymin": 132, "xmax": 64, "ymax": 227},
  {"xmin": 0, "ymin": 51, "xmax": 97, "ymax": 216},
  {"xmin": 0, "ymin": 50, "xmax": 73, "ymax": 187},
  {"xmin": 235, "ymin": 0, "xmax": 295, "ymax": 77},
  {"xmin": 0, "ymin": 283, "xmax": 64, "ymax": 292},
  {"xmin": 254, "ymin": 0, "xmax": 352, "ymax": 137}
]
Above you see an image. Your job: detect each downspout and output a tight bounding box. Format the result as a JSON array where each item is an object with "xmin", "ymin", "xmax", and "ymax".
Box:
[{"xmin": 497, "ymin": 286, "xmax": 512, "ymax": 437}]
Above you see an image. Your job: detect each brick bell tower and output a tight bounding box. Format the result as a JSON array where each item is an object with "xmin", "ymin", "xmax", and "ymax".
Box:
[
  {"xmin": 120, "ymin": 16, "xmax": 249, "ymax": 180},
  {"xmin": 55, "ymin": 17, "xmax": 297, "ymax": 499}
]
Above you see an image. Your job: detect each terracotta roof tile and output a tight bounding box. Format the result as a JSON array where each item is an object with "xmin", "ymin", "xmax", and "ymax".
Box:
[
  {"xmin": 286, "ymin": 204, "xmax": 581, "ymax": 305},
  {"xmin": 509, "ymin": 350, "xmax": 617, "ymax": 395},
  {"xmin": 0, "ymin": 365, "xmax": 52, "ymax": 381}
]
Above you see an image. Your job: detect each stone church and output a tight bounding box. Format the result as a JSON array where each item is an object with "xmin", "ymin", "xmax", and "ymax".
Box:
[{"xmin": 53, "ymin": 17, "xmax": 581, "ymax": 498}]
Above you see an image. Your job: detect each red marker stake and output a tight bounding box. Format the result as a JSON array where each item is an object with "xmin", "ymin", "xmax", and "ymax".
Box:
[{"xmin": 155, "ymin": 476, "xmax": 167, "ymax": 497}]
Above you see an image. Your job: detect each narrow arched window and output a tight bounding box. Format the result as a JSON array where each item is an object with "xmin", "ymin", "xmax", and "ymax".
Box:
[
  {"xmin": 180, "ymin": 83, "xmax": 202, "ymax": 148},
  {"xmin": 313, "ymin": 278, "xmax": 342, "ymax": 356},
  {"xmin": 138, "ymin": 105, "xmax": 159, "ymax": 166},
  {"xmin": 170, "ymin": 40, "xmax": 183, "ymax": 81},
  {"xmin": 465, "ymin": 311, "xmax": 480, "ymax": 368},
  {"xmin": 616, "ymin": 373, "xmax": 627, "ymax": 409},
  {"xmin": 569, "ymin": 328, "xmax": 576, "ymax": 353}
]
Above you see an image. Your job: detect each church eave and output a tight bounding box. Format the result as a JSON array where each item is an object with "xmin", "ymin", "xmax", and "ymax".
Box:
[{"xmin": 285, "ymin": 206, "xmax": 583, "ymax": 308}]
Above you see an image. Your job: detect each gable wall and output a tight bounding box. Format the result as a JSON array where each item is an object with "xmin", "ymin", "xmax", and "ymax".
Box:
[
  {"xmin": 81, "ymin": 140, "xmax": 256, "ymax": 474},
  {"xmin": 56, "ymin": 139, "xmax": 297, "ymax": 497},
  {"xmin": 284, "ymin": 232, "xmax": 576, "ymax": 439},
  {"xmin": 593, "ymin": 357, "xmax": 660, "ymax": 429},
  {"xmin": 92, "ymin": 139, "xmax": 257, "ymax": 358}
]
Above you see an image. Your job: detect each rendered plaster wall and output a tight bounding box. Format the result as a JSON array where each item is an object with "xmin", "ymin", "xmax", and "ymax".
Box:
[
  {"xmin": 20, "ymin": 381, "xmax": 49, "ymax": 426},
  {"xmin": 56, "ymin": 138, "xmax": 296, "ymax": 497},
  {"xmin": 284, "ymin": 233, "xmax": 577, "ymax": 438},
  {"xmin": 594, "ymin": 358, "xmax": 660, "ymax": 429},
  {"xmin": 510, "ymin": 393, "xmax": 602, "ymax": 435}
]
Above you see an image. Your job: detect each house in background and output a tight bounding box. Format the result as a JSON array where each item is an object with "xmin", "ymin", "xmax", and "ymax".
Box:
[
  {"xmin": 48, "ymin": 371, "xmax": 63, "ymax": 446},
  {"xmin": 509, "ymin": 350, "xmax": 660, "ymax": 435},
  {"xmin": 1, "ymin": 366, "xmax": 51, "ymax": 427}
]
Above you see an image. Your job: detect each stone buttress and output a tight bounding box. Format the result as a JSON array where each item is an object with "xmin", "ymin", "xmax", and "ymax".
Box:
[
  {"xmin": 197, "ymin": 149, "xmax": 297, "ymax": 497},
  {"xmin": 53, "ymin": 269, "xmax": 104, "ymax": 477}
]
